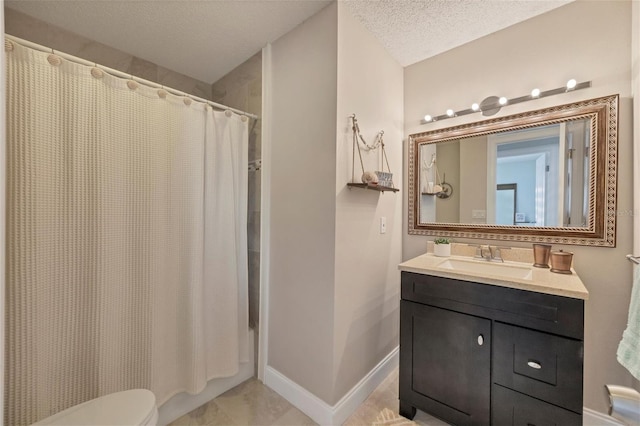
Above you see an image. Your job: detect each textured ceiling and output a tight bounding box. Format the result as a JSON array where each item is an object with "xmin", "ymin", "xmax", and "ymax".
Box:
[
  {"xmin": 5, "ymin": 0, "xmax": 573, "ymax": 83},
  {"xmin": 343, "ymin": 0, "xmax": 573, "ymax": 67}
]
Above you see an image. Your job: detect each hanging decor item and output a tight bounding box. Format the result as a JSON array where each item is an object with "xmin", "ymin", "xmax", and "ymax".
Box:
[
  {"xmin": 421, "ymin": 153, "xmax": 453, "ymax": 199},
  {"xmin": 347, "ymin": 114, "xmax": 398, "ymax": 193}
]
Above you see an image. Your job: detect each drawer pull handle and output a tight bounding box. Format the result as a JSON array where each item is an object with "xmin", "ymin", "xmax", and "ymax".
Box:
[
  {"xmin": 527, "ymin": 360, "xmax": 542, "ymax": 369},
  {"xmin": 477, "ymin": 334, "xmax": 484, "ymax": 346}
]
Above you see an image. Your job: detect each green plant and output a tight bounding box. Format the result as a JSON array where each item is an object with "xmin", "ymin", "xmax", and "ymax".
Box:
[{"xmin": 434, "ymin": 237, "xmax": 450, "ymax": 245}]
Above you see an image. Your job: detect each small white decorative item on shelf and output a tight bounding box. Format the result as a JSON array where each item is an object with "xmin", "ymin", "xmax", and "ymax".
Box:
[
  {"xmin": 375, "ymin": 171, "xmax": 394, "ymax": 188},
  {"xmin": 433, "ymin": 238, "xmax": 451, "ymax": 257}
]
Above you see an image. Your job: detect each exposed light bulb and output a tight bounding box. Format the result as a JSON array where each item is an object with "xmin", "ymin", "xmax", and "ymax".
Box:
[{"xmin": 420, "ymin": 78, "xmax": 591, "ymax": 125}]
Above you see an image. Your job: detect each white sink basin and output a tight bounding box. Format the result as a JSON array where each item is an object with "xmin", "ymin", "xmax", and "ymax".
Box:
[{"xmin": 437, "ymin": 258, "xmax": 533, "ymax": 281}]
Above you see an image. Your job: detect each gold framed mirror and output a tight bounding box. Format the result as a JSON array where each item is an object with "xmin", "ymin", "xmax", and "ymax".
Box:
[{"xmin": 408, "ymin": 94, "xmax": 618, "ymax": 247}]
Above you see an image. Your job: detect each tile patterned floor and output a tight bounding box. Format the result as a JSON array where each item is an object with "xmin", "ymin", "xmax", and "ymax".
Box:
[
  {"xmin": 343, "ymin": 368, "xmax": 449, "ymax": 426},
  {"xmin": 168, "ymin": 378, "xmax": 315, "ymax": 426},
  {"xmin": 168, "ymin": 367, "xmax": 449, "ymax": 426}
]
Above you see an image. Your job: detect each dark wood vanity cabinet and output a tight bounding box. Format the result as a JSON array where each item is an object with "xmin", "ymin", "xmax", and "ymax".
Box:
[{"xmin": 399, "ymin": 272, "xmax": 584, "ymax": 426}]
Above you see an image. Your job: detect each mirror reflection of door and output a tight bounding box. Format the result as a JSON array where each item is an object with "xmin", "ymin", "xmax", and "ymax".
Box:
[
  {"xmin": 488, "ymin": 125, "xmax": 560, "ymax": 226},
  {"xmin": 496, "ymin": 184, "xmax": 517, "ymax": 225}
]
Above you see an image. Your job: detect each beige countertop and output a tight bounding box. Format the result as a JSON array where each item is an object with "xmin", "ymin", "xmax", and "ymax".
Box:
[{"xmin": 399, "ymin": 253, "xmax": 589, "ymax": 300}]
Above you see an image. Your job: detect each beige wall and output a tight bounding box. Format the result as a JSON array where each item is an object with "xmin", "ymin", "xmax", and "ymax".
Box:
[
  {"xmin": 404, "ymin": 0, "xmax": 634, "ymax": 413},
  {"xmin": 4, "ymin": 7, "xmax": 212, "ymax": 100},
  {"xmin": 333, "ymin": 1, "xmax": 403, "ymax": 403},
  {"xmin": 268, "ymin": 2, "xmax": 338, "ymax": 403},
  {"xmin": 435, "ymin": 141, "xmax": 460, "ymax": 222},
  {"xmin": 630, "ymin": 0, "xmax": 640, "ymax": 392},
  {"xmin": 1, "ymin": 2, "xmax": 6, "ymax": 423},
  {"xmin": 267, "ymin": 0, "xmax": 403, "ymax": 407}
]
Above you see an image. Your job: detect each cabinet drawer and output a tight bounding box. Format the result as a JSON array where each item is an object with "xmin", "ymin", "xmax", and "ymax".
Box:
[
  {"xmin": 401, "ymin": 272, "xmax": 584, "ymax": 339},
  {"xmin": 492, "ymin": 384, "xmax": 582, "ymax": 426},
  {"xmin": 493, "ymin": 322, "xmax": 583, "ymax": 413}
]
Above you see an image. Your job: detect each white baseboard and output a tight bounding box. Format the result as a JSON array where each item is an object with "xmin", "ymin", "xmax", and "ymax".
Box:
[
  {"xmin": 265, "ymin": 350, "xmax": 628, "ymax": 426},
  {"xmin": 583, "ymin": 407, "xmax": 624, "ymax": 426},
  {"xmin": 264, "ymin": 346, "xmax": 399, "ymax": 425}
]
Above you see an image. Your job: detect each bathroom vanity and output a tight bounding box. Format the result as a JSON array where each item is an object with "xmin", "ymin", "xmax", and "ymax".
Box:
[{"xmin": 398, "ymin": 253, "xmax": 588, "ymax": 426}]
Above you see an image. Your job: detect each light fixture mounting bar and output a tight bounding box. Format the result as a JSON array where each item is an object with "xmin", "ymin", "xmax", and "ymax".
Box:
[{"xmin": 421, "ymin": 81, "xmax": 591, "ymax": 125}]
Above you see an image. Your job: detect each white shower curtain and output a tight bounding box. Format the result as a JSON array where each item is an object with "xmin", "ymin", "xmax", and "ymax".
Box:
[{"xmin": 5, "ymin": 41, "xmax": 248, "ymax": 425}]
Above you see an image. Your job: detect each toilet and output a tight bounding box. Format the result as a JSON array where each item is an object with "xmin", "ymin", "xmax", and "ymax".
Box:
[{"xmin": 32, "ymin": 389, "xmax": 158, "ymax": 425}]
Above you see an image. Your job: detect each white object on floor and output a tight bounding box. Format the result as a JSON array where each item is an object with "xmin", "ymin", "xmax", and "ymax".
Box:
[
  {"xmin": 31, "ymin": 389, "xmax": 158, "ymax": 426},
  {"xmin": 373, "ymin": 408, "xmax": 416, "ymax": 425}
]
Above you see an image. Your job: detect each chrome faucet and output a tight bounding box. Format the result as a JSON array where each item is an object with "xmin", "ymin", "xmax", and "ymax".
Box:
[
  {"xmin": 490, "ymin": 246, "xmax": 507, "ymax": 263},
  {"xmin": 473, "ymin": 244, "xmax": 508, "ymax": 262},
  {"xmin": 472, "ymin": 244, "xmax": 490, "ymax": 260}
]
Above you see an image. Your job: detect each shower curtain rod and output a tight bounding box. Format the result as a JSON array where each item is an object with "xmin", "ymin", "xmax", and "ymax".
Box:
[{"xmin": 5, "ymin": 34, "xmax": 259, "ymax": 120}]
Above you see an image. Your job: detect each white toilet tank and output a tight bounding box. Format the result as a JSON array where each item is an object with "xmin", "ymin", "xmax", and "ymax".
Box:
[{"xmin": 32, "ymin": 389, "xmax": 158, "ymax": 426}]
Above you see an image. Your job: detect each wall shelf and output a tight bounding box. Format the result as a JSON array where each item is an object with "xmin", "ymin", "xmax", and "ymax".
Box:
[{"xmin": 347, "ymin": 183, "xmax": 399, "ymax": 193}]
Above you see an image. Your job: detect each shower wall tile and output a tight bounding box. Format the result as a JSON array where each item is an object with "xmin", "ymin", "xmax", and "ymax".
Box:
[
  {"xmin": 127, "ymin": 56, "xmax": 158, "ymax": 82},
  {"xmin": 248, "ymin": 80, "xmax": 262, "ymax": 115},
  {"xmin": 248, "ymin": 129, "xmax": 260, "ymax": 163},
  {"xmin": 74, "ymin": 40, "xmax": 134, "ymax": 74},
  {"xmin": 248, "ymin": 79, "xmax": 262, "ymax": 162},
  {"xmin": 4, "ymin": 8, "xmax": 212, "ymax": 100},
  {"xmin": 248, "ymin": 211, "xmax": 261, "ymax": 252},
  {"xmin": 5, "ymin": 8, "xmax": 89, "ymax": 56},
  {"xmin": 248, "ymin": 249, "xmax": 260, "ymax": 329},
  {"xmin": 248, "ymin": 171, "xmax": 261, "ymax": 214},
  {"xmin": 211, "ymin": 52, "xmax": 262, "ymax": 112},
  {"xmin": 157, "ymin": 66, "xmax": 212, "ymax": 100},
  {"xmin": 221, "ymin": 85, "xmax": 249, "ymax": 114}
]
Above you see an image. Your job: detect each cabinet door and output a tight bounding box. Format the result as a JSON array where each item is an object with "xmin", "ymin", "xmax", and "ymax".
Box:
[{"xmin": 400, "ymin": 301, "xmax": 491, "ymax": 425}]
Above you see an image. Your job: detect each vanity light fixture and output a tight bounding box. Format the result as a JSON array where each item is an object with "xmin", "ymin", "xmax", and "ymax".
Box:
[{"xmin": 421, "ymin": 79, "xmax": 591, "ymax": 124}]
